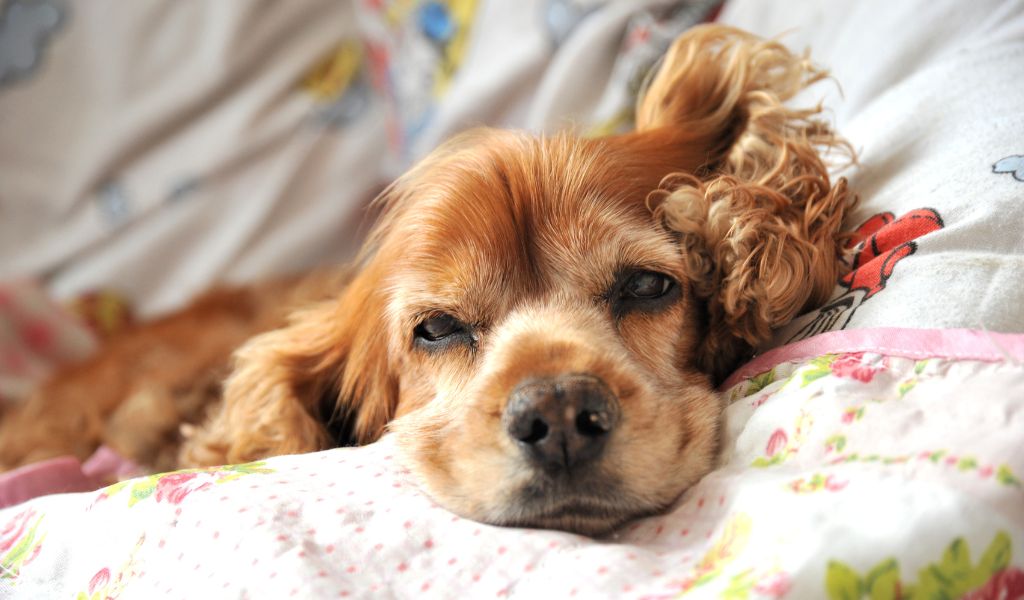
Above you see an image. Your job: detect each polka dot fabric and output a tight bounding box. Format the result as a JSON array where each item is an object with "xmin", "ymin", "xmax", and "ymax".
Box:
[{"xmin": 2, "ymin": 337, "xmax": 1023, "ymax": 598}]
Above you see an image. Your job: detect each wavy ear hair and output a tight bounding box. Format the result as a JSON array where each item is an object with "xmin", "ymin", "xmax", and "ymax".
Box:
[
  {"xmin": 178, "ymin": 262, "xmax": 398, "ymax": 466},
  {"xmin": 178, "ymin": 135, "xmax": 485, "ymax": 466},
  {"xmin": 636, "ymin": 25, "xmax": 855, "ymax": 381}
]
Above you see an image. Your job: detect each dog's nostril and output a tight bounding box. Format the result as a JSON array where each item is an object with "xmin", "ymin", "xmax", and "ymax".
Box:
[
  {"xmin": 504, "ymin": 374, "xmax": 621, "ymax": 470},
  {"xmin": 518, "ymin": 418, "xmax": 549, "ymax": 445},
  {"xmin": 575, "ymin": 410, "xmax": 611, "ymax": 437}
]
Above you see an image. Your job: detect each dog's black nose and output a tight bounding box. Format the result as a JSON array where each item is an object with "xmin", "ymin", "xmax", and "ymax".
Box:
[{"xmin": 503, "ymin": 374, "xmax": 620, "ymax": 470}]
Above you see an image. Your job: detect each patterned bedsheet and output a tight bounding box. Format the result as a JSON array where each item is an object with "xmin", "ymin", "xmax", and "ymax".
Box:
[{"xmin": 3, "ymin": 329, "xmax": 1022, "ymax": 599}]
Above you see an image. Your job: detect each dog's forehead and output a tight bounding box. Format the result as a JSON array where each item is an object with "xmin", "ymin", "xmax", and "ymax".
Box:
[{"xmin": 390, "ymin": 136, "xmax": 680, "ymax": 316}]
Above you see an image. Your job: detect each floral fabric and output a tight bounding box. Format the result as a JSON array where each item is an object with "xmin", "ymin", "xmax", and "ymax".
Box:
[{"xmin": 1, "ymin": 349, "xmax": 1022, "ymax": 599}]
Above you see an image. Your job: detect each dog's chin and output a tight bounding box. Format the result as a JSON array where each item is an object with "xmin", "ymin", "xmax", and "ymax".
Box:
[
  {"xmin": 493, "ymin": 502, "xmax": 656, "ymax": 537},
  {"xmin": 483, "ymin": 476, "xmax": 671, "ymax": 537}
]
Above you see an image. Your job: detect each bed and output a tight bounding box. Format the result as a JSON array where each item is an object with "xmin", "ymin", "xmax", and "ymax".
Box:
[{"xmin": 2, "ymin": 0, "xmax": 1023, "ymax": 598}]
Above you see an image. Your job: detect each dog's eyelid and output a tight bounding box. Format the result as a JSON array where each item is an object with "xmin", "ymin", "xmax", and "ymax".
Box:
[
  {"xmin": 608, "ymin": 266, "xmax": 679, "ymax": 292},
  {"xmin": 410, "ymin": 310, "xmax": 483, "ymax": 355},
  {"xmin": 409, "ymin": 308, "xmax": 465, "ymax": 327},
  {"xmin": 604, "ymin": 268, "xmax": 682, "ymax": 318},
  {"xmin": 613, "ymin": 261, "xmax": 681, "ymax": 279}
]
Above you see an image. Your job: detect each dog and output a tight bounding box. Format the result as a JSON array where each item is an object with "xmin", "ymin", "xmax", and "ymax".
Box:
[{"xmin": 0, "ymin": 25, "xmax": 853, "ymax": 535}]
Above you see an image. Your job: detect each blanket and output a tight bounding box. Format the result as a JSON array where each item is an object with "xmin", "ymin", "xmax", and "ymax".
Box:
[
  {"xmin": 2, "ymin": 1, "xmax": 1024, "ymax": 598},
  {"xmin": 2, "ymin": 329, "xmax": 1022, "ymax": 598}
]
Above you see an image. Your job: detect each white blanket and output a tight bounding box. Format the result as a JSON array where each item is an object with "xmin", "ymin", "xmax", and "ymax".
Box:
[{"xmin": 2, "ymin": 333, "xmax": 1022, "ymax": 598}]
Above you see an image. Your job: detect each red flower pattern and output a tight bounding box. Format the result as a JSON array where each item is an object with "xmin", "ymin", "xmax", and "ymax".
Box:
[
  {"xmin": 830, "ymin": 353, "xmax": 883, "ymax": 383},
  {"xmin": 0, "ymin": 509, "xmax": 35, "ymax": 554},
  {"xmin": 765, "ymin": 429, "xmax": 788, "ymax": 457},
  {"xmin": 754, "ymin": 572, "xmax": 792, "ymax": 597},
  {"xmin": 155, "ymin": 472, "xmax": 211, "ymax": 505},
  {"xmin": 89, "ymin": 567, "xmax": 111, "ymax": 594}
]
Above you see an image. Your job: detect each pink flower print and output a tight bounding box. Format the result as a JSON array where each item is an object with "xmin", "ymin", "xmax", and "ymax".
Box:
[
  {"xmin": 979, "ymin": 465, "xmax": 995, "ymax": 478},
  {"xmin": 155, "ymin": 472, "xmax": 212, "ymax": 505},
  {"xmin": 830, "ymin": 352, "xmax": 882, "ymax": 383},
  {"xmin": 0, "ymin": 509, "xmax": 35, "ymax": 553},
  {"xmin": 89, "ymin": 568, "xmax": 111, "ymax": 594},
  {"xmin": 0, "ymin": 508, "xmax": 44, "ymax": 576},
  {"xmin": 765, "ymin": 429, "xmax": 788, "ymax": 457},
  {"xmin": 963, "ymin": 567, "xmax": 1024, "ymax": 600},
  {"xmin": 824, "ymin": 476, "xmax": 848, "ymax": 492},
  {"xmin": 754, "ymin": 572, "xmax": 791, "ymax": 598}
]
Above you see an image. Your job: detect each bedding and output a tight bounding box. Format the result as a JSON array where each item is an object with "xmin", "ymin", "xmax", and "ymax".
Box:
[
  {"xmin": 2, "ymin": 329, "xmax": 1023, "ymax": 598},
  {"xmin": 3, "ymin": 0, "xmax": 1024, "ymax": 598},
  {"xmin": 0, "ymin": 0, "xmax": 720, "ymax": 318},
  {"xmin": 721, "ymin": 0, "xmax": 1024, "ymax": 344}
]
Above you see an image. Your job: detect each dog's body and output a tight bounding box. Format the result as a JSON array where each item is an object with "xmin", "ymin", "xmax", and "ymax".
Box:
[
  {"xmin": 0, "ymin": 272, "xmax": 348, "ymax": 472},
  {"xmin": 0, "ymin": 26, "xmax": 853, "ymax": 535}
]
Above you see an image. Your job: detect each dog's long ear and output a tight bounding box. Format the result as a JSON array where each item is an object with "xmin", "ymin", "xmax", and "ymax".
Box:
[
  {"xmin": 636, "ymin": 25, "xmax": 855, "ymax": 381},
  {"xmin": 180, "ymin": 260, "xmax": 397, "ymax": 466}
]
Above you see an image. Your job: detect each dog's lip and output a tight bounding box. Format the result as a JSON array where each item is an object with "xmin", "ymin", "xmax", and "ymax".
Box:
[
  {"xmin": 526, "ymin": 498, "xmax": 625, "ymax": 519},
  {"xmin": 507, "ymin": 487, "xmax": 641, "ymax": 527},
  {"xmin": 500, "ymin": 499, "xmax": 639, "ymax": 536},
  {"xmin": 501, "ymin": 480, "xmax": 675, "ymax": 535}
]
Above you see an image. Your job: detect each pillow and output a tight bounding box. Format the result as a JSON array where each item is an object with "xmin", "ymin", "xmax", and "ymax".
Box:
[{"xmin": 719, "ymin": 0, "xmax": 1024, "ymax": 346}]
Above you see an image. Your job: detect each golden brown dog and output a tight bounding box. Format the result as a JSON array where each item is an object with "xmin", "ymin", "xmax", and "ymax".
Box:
[{"xmin": 0, "ymin": 26, "xmax": 853, "ymax": 535}]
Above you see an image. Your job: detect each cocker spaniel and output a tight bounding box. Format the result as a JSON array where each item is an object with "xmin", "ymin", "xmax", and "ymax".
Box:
[{"xmin": 0, "ymin": 25, "xmax": 853, "ymax": 535}]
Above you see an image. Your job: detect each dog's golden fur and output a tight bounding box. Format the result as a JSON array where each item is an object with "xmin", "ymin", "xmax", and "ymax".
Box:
[{"xmin": 0, "ymin": 26, "xmax": 853, "ymax": 534}]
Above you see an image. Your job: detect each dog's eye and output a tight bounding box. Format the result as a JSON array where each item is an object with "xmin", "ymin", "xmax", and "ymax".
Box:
[
  {"xmin": 414, "ymin": 313, "xmax": 473, "ymax": 350},
  {"xmin": 610, "ymin": 270, "xmax": 680, "ymax": 317},
  {"xmin": 416, "ymin": 314, "xmax": 462, "ymax": 341},
  {"xmin": 623, "ymin": 271, "xmax": 673, "ymax": 299}
]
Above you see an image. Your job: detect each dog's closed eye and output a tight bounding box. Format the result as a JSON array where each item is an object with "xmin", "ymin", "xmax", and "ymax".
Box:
[
  {"xmin": 609, "ymin": 270, "xmax": 680, "ymax": 317},
  {"xmin": 414, "ymin": 313, "xmax": 476, "ymax": 351}
]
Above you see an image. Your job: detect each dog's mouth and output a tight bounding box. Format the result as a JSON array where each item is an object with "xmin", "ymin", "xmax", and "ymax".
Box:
[
  {"xmin": 499, "ymin": 497, "xmax": 661, "ymax": 537},
  {"xmin": 496, "ymin": 477, "xmax": 663, "ymax": 536}
]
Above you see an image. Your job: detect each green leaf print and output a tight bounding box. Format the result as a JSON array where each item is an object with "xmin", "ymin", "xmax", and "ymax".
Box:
[
  {"xmin": 897, "ymin": 378, "xmax": 917, "ymax": 398},
  {"xmin": 127, "ymin": 477, "xmax": 158, "ymax": 507},
  {"xmin": 938, "ymin": 538, "xmax": 972, "ymax": 584},
  {"xmin": 865, "ymin": 558, "xmax": 899, "ymax": 600},
  {"xmin": 721, "ymin": 568, "xmax": 756, "ymax": 600},
  {"xmin": 896, "ymin": 361, "xmax": 930, "ymax": 397},
  {"xmin": 800, "ymin": 355, "xmax": 837, "ymax": 388},
  {"xmin": 1, "ymin": 511, "xmax": 45, "ymax": 580},
  {"xmin": 825, "ymin": 531, "xmax": 1016, "ymax": 600},
  {"xmin": 746, "ymin": 369, "xmax": 776, "ymax": 396},
  {"xmin": 751, "ymin": 455, "xmax": 785, "ymax": 468},
  {"xmin": 996, "ymin": 465, "xmax": 1022, "ymax": 487},
  {"xmin": 978, "ymin": 531, "xmax": 1011, "ymax": 579},
  {"xmin": 826, "ymin": 435, "xmax": 847, "ymax": 453},
  {"xmin": 827, "ymin": 561, "xmax": 863, "ymax": 600}
]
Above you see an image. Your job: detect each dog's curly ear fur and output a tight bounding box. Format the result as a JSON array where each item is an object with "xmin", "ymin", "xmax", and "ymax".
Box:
[
  {"xmin": 637, "ymin": 25, "xmax": 855, "ymax": 381},
  {"xmin": 179, "ymin": 262, "xmax": 397, "ymax": 466}
]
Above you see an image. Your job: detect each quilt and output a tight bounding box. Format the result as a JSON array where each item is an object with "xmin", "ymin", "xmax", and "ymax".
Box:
[{"xmin": 2, "ymin": 329, "xmax": 1022, "ymax": 599}]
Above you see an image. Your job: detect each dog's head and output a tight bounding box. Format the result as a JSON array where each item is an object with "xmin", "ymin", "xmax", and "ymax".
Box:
[{"xmin": 219, "ymin": 25, "xmax": 853, "ymax": 535}]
